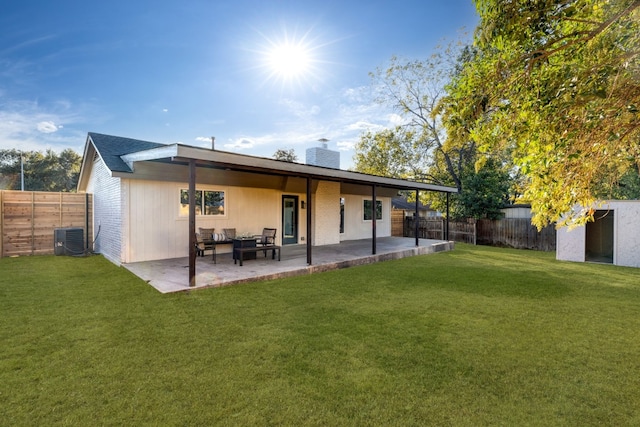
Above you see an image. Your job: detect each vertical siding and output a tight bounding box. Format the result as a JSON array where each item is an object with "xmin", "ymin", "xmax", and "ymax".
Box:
[
  {"xmin": 125, "ymin": 180, "xmax": 307, "ymax": 263},
  {"xmin": 86, "ymin": 157, "xmax": 122, "ymax": 264}
]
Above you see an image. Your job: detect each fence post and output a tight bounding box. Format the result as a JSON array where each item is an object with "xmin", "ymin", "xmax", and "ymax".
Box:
[
  {"xmin": 31, "ymin": 191, "xmax": 35, "ymax": 255},
  {"xmin": 415, "ymin": 190, "xmax": 419, "ymax": 246},
  {"xmin": 473, "ymin": 220, "xmax": 477, "ymax": 245},
  {"xmin": 85, "ymin": 193, "xmax": 90, "ymax": 250}
]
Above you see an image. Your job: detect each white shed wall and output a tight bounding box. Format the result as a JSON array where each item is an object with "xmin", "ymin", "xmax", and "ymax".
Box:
[
  {"xmin": 610, "ymin": 201, "xmax": 640, "ymax": 268},
  {"xmin": 556, "ymin": 225, "xmax": 585, "ymax": 263}
]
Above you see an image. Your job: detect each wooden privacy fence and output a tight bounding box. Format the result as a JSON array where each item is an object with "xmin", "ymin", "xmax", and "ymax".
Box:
[
  {"xmin": 476, "ymin": 218, "xmax": 556, "ymax": 251},
  {"xmin": 402, "ymin": 216, "xmax": 556, "ymax": 251},
  {"xmin": 0, "ymin": 190, "xmax": 92, "ymax": 257}
]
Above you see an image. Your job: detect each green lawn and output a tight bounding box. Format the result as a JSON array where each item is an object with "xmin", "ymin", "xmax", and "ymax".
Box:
[{"xmin": 1, "ymin": 245, "xmax": 640, "ymax": 426}]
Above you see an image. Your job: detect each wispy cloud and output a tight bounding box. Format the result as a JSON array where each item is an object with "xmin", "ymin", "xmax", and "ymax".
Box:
[
  {"xmin": 0, "ymin": 98, "xmax": 88, "ymax": 152},
  {"xmin": 213, "ymin": 83, "xmax": 396, "ymax": 168},
  {"xmin": 36, "ymin": 121, "xmax": 60, "ymax": 133}
]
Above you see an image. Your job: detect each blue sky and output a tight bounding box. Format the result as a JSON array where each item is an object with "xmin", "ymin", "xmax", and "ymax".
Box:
[{"xmin": 1, "ymin": 0, "xmax": 478, "ymax": 168}]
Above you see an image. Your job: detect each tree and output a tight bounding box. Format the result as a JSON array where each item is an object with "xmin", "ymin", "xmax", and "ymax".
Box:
[
  {"xmin": 458, "ymin": 158, "xmax": 512, "ymax": 220},
  {"xmin": 353, "ymin": 127, "xmax": 427, "ymax": 179},
  {"xmin": 366, "ymin": 52, "xmax": 474, "ymax": 193},
  {"xmin": 442, "ymin": 0, "xmax": 640, "ymax": 228},
  {"xmin": 0, "ymin": 148, "xmax": 82, "ymax": 191},
  {"xmin": 272, "ymin": 148, "xmax": 298, "ymax": 162},
  {"xmin": 355, "ymin": 45, "xmax": 515, "ymax": 219}
]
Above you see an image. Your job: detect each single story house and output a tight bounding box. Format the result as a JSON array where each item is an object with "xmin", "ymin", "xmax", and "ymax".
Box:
[
  {"xmin": 500, "ymin": 204, "xmax": 532, "ymax": 219},
  {"xmin": 391, "ymin": 195, "xmax": 441, "ymax": 218},
  {"xmin": 77, "ymin": 133, "xmax": 457, "ymax": 284},
  {"xmin": 556, "ymin": 200, "xmax": 640, "ymax": 268}
]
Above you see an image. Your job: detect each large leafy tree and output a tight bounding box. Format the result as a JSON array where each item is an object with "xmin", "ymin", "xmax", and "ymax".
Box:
[
  {"xmin": 441, "ymin": 0, "xmax": 640, "ymax": 228},
  {"xmin": 0, "ymin": 148, "xmax": 82, "ymax": 192},
  {"xmin": 365, "ymin": 52, "xmax": 475, "ymax": 192},
  {"xmin": 355, "ymin": 47, "xmax": 515, "ymax": 219}
]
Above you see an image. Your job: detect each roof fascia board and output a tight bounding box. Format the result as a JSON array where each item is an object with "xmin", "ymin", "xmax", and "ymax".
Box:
[
  {"xmin": 173, "ymin": 145, "xmax": 457, "ymax": 193},
  {"xmin": 77, "ymin": 134, "xmax": 97, "ymax": 192},
  {"xmin": 120, "ymin": 144, "xmax": 180, "ymax": 170},
  {"xmin": 117, "ymin": 143, "xmax": 456, "ymax": 193}
]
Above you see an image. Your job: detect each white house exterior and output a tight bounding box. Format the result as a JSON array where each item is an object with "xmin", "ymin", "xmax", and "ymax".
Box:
[
  {"xmin": 77, "ymin": 133, "xmax": 456, "ymax": 267},
  {"xmin": 556, "ymin": 200, "xmax": 640, "ymax": 268}
]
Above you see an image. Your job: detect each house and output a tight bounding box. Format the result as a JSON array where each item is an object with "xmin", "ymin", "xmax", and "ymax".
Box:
[
  {"xmin": 77, "ymin": 133, "xmax": 457, "ymax": 283},
  {"xmin": 556, "ymin": 200, "xmax": 640, "ymax": 268},
  {"xmin": 500, "ymin": 204, "xmax": 532, "ymax": 219},
  {"xmin": 391, "ymin": 194, "xmax": 441, "ymax": 218}
]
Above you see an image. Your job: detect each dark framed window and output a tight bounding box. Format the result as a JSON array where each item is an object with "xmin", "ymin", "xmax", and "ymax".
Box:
[
  {"xmin": 180, "ymin": 189, "xmax": 225, "ymax": 216},
  {"xmin": 363, "ymin": 200, "xmax": 382, "ymax": 221}
]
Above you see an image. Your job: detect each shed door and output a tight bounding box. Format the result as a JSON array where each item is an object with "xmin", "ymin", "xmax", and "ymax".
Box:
[{"xmin": 585, "ymin": 210, "xmax": 614, "ymax": 264}]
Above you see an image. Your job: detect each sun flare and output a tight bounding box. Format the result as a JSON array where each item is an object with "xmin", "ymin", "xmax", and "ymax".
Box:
[
  {"xmin": 267, "ymin": 42, "xmax": 311, "ymax": 79},
  {"xmin": 255, "ymin": 28, "xmax": 326, "ymax": 88}
]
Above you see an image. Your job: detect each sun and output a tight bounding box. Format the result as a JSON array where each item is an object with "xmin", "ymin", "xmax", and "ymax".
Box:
[
  {"xmin": 255, "ymin": 27, "xmax": 326, "ymax": 88},
  {"xmin": 267, "ymin": 42, "xmax": 311, "ymax": 79}
]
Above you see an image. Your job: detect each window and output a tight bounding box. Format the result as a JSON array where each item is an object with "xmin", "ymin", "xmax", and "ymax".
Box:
[
  {"xmin": 180, "ymin": 189, "xmax": 225, "ymax": 216},
  {"xmin": 363, "ymin": 200, "xmax": 382, "ymax": 221}
]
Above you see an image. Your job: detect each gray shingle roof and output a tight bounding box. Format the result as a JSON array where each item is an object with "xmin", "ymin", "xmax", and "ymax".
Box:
[
  {"xmin": 89, "ymin": 132, "xmax": 166, "ymax": 173},
  {"xmin": 392, "ymin": 195, "xmax": 432, "ymax": 211}
]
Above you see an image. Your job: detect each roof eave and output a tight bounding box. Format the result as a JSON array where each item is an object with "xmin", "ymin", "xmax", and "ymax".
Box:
[{"xmin": 115, "ymin": 143, "xmax": 457, "ymax": 194}]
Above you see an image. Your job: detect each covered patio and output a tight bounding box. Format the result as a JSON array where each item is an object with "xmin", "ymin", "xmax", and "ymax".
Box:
[{"xmin": 124, "ymin": 236, "xmax": 454, "ymax": 293}]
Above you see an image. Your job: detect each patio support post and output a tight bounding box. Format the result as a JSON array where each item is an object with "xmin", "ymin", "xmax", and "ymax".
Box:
[
  {"xmin": 188, "ymin": 159, "xmax": 196, "ymax": 287},
  {"xmin": 372, "ymin": 185, "xmax": 377, "ymax": 255},
  {"xmin": 306, "ymin": 176, "xmax": 312, "ymax": 265},
  {"xmin": 446, "ymin": 192, "xmax": 450, "ymax": 241},
  {"xmin": 415, "ymin": 190, "xmax": 419, "ymax": 246}
]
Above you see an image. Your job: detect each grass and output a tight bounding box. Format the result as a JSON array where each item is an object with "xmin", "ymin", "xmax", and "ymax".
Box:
[{"xmin": 1, "ymin": 244, "xmax": 640, "ymax": 426}]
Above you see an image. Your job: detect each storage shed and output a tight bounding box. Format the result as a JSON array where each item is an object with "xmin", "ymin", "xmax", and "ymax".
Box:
[{"xmin": 556, "ymin": 200, "xmax": 640, "ymax": 268}]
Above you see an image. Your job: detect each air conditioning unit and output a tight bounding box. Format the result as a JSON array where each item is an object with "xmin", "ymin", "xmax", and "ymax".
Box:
[{"xmin": 54, "ymin": 228, "xmax": 85, "ymax": 256}]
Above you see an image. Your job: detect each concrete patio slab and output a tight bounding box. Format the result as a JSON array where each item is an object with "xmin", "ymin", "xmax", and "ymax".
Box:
[{"xmin": 123, "ymin": 237, "xmax": 454, "ymax": 293}]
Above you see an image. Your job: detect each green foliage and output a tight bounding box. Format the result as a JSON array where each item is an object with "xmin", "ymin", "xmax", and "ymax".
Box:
[
  {"xmin": 423, "ymin": 157, "xmax": 513, "ymax": 220},
  {"xmin": 366, "ymin": 51, "xmax": 469, "ymax": 192},
  {"xmin": 0, "ymin": 148, "xmax": 81, "ymax": 191},
  {"xmin": 272, "ymin": 148, "xmax": 298, "ymax": 162},
  {"xmin": 356, "ymin": 46, "xmax": 518, "ymax": 220},
  {"xmin": 458, "ymin": 158, "xmax": 512, "ymax": 219},
  {"xmin": 353, "ymin": 127, "xmax": 426, "ymax": 179},
  {"xmin": 443, "ymin": 0, "xmax": 640, "ymax": 228},
  {"xmin": 2, "ymin": 248, "xmax": 640, "ymax": 425}
]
